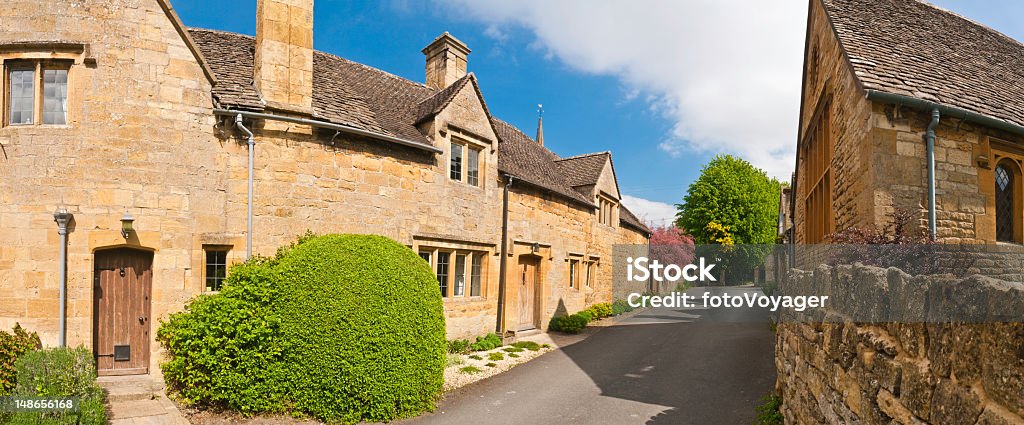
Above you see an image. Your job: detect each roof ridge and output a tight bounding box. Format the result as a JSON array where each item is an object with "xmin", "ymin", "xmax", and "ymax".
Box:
[
  {"xmin": 555, "ymin": 151, "xmax": 611, "ymax": 161},
  {"xmin": 912, "ymin": 0, "xmax": 1024, "ymax": 50},
  {"xmin": 188, "ymin": 27, "xmax": 434, "ymax": 92}
]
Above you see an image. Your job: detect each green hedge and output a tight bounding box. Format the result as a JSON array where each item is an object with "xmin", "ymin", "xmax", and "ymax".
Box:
[
  {"xmin": 0, "ymin": 323, "xmax": 41, "ymax": 396},
  {"xmin": 158, "ymin": 234, "xmax": 446, "ymax": 424},
  {"xmin": 5, "ymin": 346, "xmax": 107, "ymax": 425},
  {"xmin": 547, "ymin": 303, "xmax": 616, "ymax": 334}
]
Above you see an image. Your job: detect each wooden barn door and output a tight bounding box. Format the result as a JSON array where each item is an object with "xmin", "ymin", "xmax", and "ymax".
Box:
[
  {"xmin": 93, "ymin": 248, "xmax": 153, "ymax": 376},
  {"xmin": 517, "ymin": 256, "xmax": 540, "ymax": 330}
]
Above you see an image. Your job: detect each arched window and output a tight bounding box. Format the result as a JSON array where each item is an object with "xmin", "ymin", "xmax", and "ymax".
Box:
[{"xmin": 995, "ymin": 159, "xmax": 1021, "ymax": 243}]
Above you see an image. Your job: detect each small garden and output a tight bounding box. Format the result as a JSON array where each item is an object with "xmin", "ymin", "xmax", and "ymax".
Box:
[
  {"xmin": 442, "ymin": 334, "xmax": 551, "ymax": 391},
  {"xmin": 157, "ymin": 233, "xmax": 446, "ymax": 424},
  {"xmin": 0, "ymin": 324, "xmax": 107, "ymax": 425},
  {"xmin": 547, "ymin": 299, "xmax": 638, "ymax": 334}
]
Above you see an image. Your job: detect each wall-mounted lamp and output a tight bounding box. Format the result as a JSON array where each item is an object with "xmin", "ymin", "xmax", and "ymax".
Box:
[
  {"xmin": 531, "ymin": 242, "xmax": 540, "ymax": 254},
  {"xmin": 120, "ymin": 212, "xmax": 135, "ymax": 239}
]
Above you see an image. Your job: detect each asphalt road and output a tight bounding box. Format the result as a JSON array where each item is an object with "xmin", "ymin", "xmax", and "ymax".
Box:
[{"xmin": 405, "ymin": 286, "xmax": 777, "ymax": 425}]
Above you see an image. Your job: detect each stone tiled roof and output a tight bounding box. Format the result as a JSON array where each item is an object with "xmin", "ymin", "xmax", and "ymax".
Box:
[
  {"xmin": 187, "ymin": 27, "xmax": 648, "ymax": 231},
  {"xmin": 413, "ymin": 74, "xmax": 473, "ymax": 124},
  {"xmin": 555, "ymin": 152, "xmax": 610, "ymax": 188},
  {"xmin": 619, "ymin": 205, "xmax": 650, "ymax": 234},
  {"xmin": 823, "ymin": 0, "xmax": 1024, "ymax": 127},
  {"xmin": 492, "ymin": 118, "xmax": 595, "ymax": 207}
]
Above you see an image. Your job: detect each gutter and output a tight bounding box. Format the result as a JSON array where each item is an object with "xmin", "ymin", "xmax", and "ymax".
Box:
[
  {"xmin": 866, "ymin": 90, "xmax": 1024, "ymax": 241},
  {"xmin": 214, "ymin": 109, "xmax": 443, "ymax": 154},
  {"xmin": 496, "ymin": 174, "xmax": 514, "ymax": 334}
]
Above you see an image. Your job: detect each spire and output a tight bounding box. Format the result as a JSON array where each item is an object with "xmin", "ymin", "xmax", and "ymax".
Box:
[{"xmin": 536, "ymin": 104, "xmax": 544, "ymax": 146}]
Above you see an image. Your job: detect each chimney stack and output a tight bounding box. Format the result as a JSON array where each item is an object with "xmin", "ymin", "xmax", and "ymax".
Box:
[
  {"xmin": 422, "ymin": 32, "xmax": 470, "ymax": 90},
  {"xmin": 255, "ymin": 0, "xmax": 314, "ymax": 113}
]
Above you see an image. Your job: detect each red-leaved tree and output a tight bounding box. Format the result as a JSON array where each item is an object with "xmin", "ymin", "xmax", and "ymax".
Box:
[{"xmin": 649, "ymin": 225, "xmax": 695, "ymax": 267}]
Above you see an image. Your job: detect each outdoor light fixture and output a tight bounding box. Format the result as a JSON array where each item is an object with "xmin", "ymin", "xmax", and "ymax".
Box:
[
  {"xmin": 120, "ymin": 211, "xmax": 135, "ymax": 239},
  {"xmin": 531, "ymin": 242, "xmax": 540, "ymax": 254}
]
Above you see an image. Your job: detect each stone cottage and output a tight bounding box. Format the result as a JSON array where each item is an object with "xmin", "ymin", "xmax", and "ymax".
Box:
[
  {"xmin": 791, "ymin": 0, "xmax": 1024, "ymax": 246},
  {"xmin": 0, "ymin": 0, "xmax": 649, "ymax": 376}
]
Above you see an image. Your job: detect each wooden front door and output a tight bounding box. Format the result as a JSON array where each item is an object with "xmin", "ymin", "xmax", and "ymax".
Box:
[
  {"xmin": 93, "ymin": 248, "xmax": 153, "ymax": 376},
  {"xmin": 516, "ymin": 256, "xmax": 540, "ymax": 330}
]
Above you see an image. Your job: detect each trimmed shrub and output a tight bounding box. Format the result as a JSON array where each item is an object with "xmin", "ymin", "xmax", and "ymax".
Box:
[
  {"xmin": 6, "ymin": 346, "xmax": 106, "ymax": 425},
  {"xmin": 576, "ymin": 310, "xmax": 594, "ymax": 323},
  {"xmin": 0, "ymin": 323, "xmax": 41, "ymax": 396},
  {"xmin": 550, "ymin": 313, "xmax": 588, "ymax": 334},
  {"xmin": 158, "ymin": 234, "xmax": 446, "ymax": 424},
  {"xmin": 469, "ymin": 333, "xmax": 502, "ymax": 351}
]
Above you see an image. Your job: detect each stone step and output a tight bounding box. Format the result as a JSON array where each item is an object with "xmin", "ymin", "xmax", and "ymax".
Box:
[
  {"xmin": 108, "ymin": 399, "xmax": 166, "ymax": 420},
  {"xmin": 97, "ymin": 376, "xmax": 165, "ymax": 403}
]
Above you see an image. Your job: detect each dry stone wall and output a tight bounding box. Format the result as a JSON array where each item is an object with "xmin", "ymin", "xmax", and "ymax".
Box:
[{"xmin": 775, "ymin": 264, "xmax": 1024, "ymax": 424}]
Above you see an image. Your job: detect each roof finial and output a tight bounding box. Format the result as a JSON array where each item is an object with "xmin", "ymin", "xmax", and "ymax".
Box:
[{"xmin": 536, "ymin": 104, "xmax": 544, "ymax": 146}]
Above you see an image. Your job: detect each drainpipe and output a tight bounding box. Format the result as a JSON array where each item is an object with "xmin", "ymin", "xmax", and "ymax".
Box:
[
  {"xmin": 926, "ymin": 108, "xmax": 939, "ymax": 241},
  {"xmin": 234, "ymin": 114, "xmax": 255, "ymax": 259},
  {"xmin": 53, "ymin": 208, "xmax": 71, "ymax": 347},
  {"xmin": 496, "ymin": 174, "xmax": 513, "ymax": 334}
]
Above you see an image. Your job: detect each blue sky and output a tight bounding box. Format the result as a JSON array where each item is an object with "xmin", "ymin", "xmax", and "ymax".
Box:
[{"xmin": 173, "ymin": 1, "xmax": 1024, "ymax": 226}]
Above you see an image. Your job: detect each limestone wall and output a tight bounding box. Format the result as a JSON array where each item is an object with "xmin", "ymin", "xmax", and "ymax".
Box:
[
  {"xmin": 0, "ymin": 0, "xmax": 218, "ymax": 362},
  {"xmin": 775, "ymin": 264, "xmax": 1024, "ymax": 424}
]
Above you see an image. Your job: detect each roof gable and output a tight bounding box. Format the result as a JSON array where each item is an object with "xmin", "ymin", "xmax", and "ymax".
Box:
[{"xmin": 822, "ymin": 0, "xmax": 1024, "ymax": 127}]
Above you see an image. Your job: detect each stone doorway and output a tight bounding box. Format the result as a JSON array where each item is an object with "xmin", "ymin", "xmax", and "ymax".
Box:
[
  {"xmin": 516, "ymin": 255, "xmax": 541, "ymax": 331},
  {"xmin": 93, "ymin": 248, "xmax": 153, "ymax": 376}
]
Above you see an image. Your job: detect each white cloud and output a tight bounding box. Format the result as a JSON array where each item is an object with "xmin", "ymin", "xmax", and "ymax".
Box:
[
  {"xmin": 434, "ymin": 0, "xmax": 806, "ymax": 179},
  {"xmin": 621, "ymin": 195, "xmax": 678, "ymax": 227}
]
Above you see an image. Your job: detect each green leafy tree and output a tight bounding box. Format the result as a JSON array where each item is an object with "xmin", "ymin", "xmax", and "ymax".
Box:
[{"xmin": 676, "ymin": 155, "xmax": 781, "ymax": 281}]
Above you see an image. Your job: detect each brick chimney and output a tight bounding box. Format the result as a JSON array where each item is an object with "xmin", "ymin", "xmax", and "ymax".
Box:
[
  {"xmin": 254, "ymin": 0, "xmax": 314, "ymax": 113},
  {"xmin": 422, "ymin": 32, "xmax": 470, "ymax": 90}
]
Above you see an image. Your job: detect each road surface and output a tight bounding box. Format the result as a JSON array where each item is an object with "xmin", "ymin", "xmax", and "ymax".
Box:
[{"xmin": 405, "ymin": 286, "xmax": 777, "ymax": 425}]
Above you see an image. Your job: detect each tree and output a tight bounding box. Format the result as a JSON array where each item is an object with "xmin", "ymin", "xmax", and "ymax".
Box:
[
  {"xmin": 648, "ymin": 224, "xmax": 695, "ymax": 267},
  {"xmin": 676, "ymin": 155, "xmax": 781, "ymax": 282}
]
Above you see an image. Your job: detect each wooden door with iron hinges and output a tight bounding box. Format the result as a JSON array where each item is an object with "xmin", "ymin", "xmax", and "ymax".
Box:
[{"xmin": 93, "ymin": 248, "xmax": 152, "ymax": 376}]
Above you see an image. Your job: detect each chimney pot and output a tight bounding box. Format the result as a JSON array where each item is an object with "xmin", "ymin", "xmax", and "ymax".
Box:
[{"xmin": 422, "ymin": 32, "xmax": 470, "ymax": 90}]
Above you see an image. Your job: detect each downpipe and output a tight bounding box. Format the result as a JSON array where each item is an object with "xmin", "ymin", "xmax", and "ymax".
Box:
[
  {"xmin": 234, "ymin": 114, "xmax": 255, "ymax": 259},
  {"xmin": 496, "ymin": 175, "xmax": 513, "ymax": 334},
  {"xmin": 53, "ymin": 209, "xmax": 70, "ymax": 347},
  {"xmin": 926, "ymin": 108, "xmax": 939, "ymax": 241}
]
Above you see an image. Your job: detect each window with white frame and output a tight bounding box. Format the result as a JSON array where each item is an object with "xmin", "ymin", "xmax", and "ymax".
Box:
[
  {"xmin": 5, "ymin": 60, "xmax": 70, "ymax": 126},
  {"xmin": 203, "ymin": 246, "xmax": 231, "ymax": 292}
]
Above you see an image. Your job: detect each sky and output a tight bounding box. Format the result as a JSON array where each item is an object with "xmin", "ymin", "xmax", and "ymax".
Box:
[{"xmin": 172, "ymin": 0, "xmax": 1024, "ymax": 227}]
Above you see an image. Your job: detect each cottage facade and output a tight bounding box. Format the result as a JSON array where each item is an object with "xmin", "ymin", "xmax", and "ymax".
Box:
[
  {"xmin": 792, "ymin": 0, "xmax": 1024, "ymax": 246},
  {"xmin": 0, "ymin": 0, "xmax": 649, "ymax": 376}
]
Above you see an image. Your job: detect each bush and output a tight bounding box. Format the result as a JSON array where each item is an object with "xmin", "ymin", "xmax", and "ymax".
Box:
[
  {"xmin": 576, "ymin": 310, "xmax": 594, "ymax": 323},
  {"xmin": 549, "ymin": 313, "xmax": 588, "ymax": 334},
  {"xmin": 0, "ymin": 323, "xmax": 41, "ymax": 396},
  {"xmin": 5, "ymin": 346, "xmax": 106, "ymax": 425},
  {"xmin": 511, "ymin": 341, "xmax": 541, "ymax": 351},
  {"xmin": 447, "ymin": 339, "xmax": 471, "ymax": 354},
  {"xmin": 754, "ymin": 394, "xmax": 783, "ymax": 425},
  {"xmin": 611, "ymin": 299, "xmax": 635, "ymax": 315},
  {"xmin": 585, "ymin": 303, "xmax": 613, "ymax": 320},
  {"xmin": 158, "ymin": 234, "xmax": 446, "ymax": 424},
  {"xmin": 470, "ymin": 333, "xmax": 502, "ymax": 351}
]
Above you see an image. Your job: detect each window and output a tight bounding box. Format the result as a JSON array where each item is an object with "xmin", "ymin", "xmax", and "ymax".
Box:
[
  {"xmin": 470, "ymin": 254, "xmax": 482, "ymax": 296},
  {"xmin": 994, "ymin": 158, "xmax": 1022, "ymax": 243},
  {"xmin": 449, "ymin": 138, "xmax": 483, "ymax": 187},
  {"xmin": 569, "ymin": 259, "xmax": 579, "ymax": 288},
  {"xmin": 597, "ymin": 195, "xmax": 616, "ymax": 226},
  {"xmin": 436, "ymin": 252, "xmax": 450, "ymax": 297},
  {"xmin": 802, "ymin": 101, "xmax": 833, "ymax": 243},
  {"xmin": 453, "ymin": 254, "xmax": 467, "ymax": 296},
  {"xmin": 204, "ymin": 248, "xmax": 230, "ymax": 292},
  {"xmin": 585, "ymin": 261, "xmax": 593, "ymax": 287},
  {"xmin": 450, "ymin": 143, "xmax": 463, "ymax": 181},
  {"xmin": 5, "ymin": 61, "xmax": 70, "ymax": 126},
  {"xmin": 467, "ymin": 147, "xmax": 480, "ymax": 186},
  {"xmin": 423, "ymin": 247, "xmax": 488, "ymax": 298}
]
